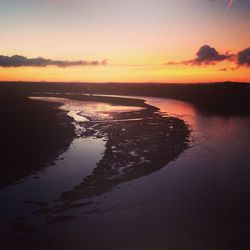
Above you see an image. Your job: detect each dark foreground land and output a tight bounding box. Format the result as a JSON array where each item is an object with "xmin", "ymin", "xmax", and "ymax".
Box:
[
  {"xmin": 0, "ymin": 90, "xmax": 190, "ymax": 190},
  {"xmin": 0, "ymin": 89, "xmax": 190, "ymax": 240},
  {"xmin": 46, "ymin": 98, "xmax": 189, "ymax": 214},
  {"xmin": 0, "ymin": 80, "xmax": 249, "ymax": 187},
  {"xmin": 6, "ymin": 94, "xmax": 190, "ymax": 231},
  {"xmin": 0, "ymin": 93, "xmax": 74, "ymax": 186},
  {"xmin": 1, "ymin": 81, "xmax": 250, "ymax": 115},
  {"xmin": 0, "ymin": 81, "xmax": 248, "ymax": 186}
]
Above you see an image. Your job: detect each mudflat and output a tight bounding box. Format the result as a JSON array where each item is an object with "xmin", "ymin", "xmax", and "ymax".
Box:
[{"xmin": 0, "ymin": 93, "xmax": 74, "ymax": 186}]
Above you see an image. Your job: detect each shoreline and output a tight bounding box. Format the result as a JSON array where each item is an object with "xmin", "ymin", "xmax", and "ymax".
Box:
[
  {"xmin": 0, "ymin": 93, "xmax": 75, "ymax": 187},
  {"xmin": 25, "ymin": 94, "xmax": 191, "ymax": 219},
  {"xmin": 0, "ymin": 93, "xmax": 190, "ymax": 195},
  {"xmin": 59, "ymin": 110, "xmax": 190, "ymax": 204},
  {"xmin": 1, "ymin": 93, "xmax": 191, "ymax": 237}
]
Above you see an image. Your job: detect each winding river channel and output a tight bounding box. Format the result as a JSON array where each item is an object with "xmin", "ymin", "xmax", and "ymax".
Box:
[{"xmin": 1, "ymin": 96, "xmax": 250, "ymax": 250}]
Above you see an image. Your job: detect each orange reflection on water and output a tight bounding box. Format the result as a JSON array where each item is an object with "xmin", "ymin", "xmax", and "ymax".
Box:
[{"xmin": 144, "ymin": 97, "xmax": 197, "ymax": 124}]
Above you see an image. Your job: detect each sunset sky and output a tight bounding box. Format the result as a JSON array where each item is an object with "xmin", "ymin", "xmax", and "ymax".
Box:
[{"xmin": 0, "ymin": 0, "xmax": 249, "ymax": 83}]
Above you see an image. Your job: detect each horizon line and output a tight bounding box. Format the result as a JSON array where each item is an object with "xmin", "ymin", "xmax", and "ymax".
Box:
[{"xmin": 0, "ymin": 80, "xmax": 250, "ymax": 85}]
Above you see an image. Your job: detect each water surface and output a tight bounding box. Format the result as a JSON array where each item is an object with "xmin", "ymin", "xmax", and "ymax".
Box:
[{"xmin": 1, "ymin": 96, "xmax": 250, "ymax": 250}]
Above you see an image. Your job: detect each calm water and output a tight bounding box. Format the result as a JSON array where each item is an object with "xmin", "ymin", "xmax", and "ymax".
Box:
[{"xmin": 1, "ymin": 96, "xmax": 250, "ymax": 250}]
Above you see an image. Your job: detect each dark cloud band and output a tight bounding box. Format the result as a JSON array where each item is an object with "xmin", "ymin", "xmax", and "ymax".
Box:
[
  {"xmin": 165, "ymin": 45, "xmax": 232, "ymax": 66},
  {"xmin": 237, "ymin": 48, "xmax": 250, "ymax": 67},
  {"xmin": 193, "ymin": 45, "xmax": 232, "ymax": 65},
  {"xmin": 165, "ymin": 44, "xmax": 250, "ymax": 69},
  {"xmin": 0, "ymin": 55, "xmax": 107, "ymax": 68}
]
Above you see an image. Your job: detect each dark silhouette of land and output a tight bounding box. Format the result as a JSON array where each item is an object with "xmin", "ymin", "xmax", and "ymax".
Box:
[
  {"xmin": 0, "ymin": 92, "xmax": 74, "ymax": 186},
  {"xmin": 0, "ymin": 89, "xmax": 190, "ymax": 188},
  {"xmin": 1, "ymin": 81, "xmax": 250, "ymax": 115},
  {"xmin": 0, "ymin": 81, "xmax": 249, "ymax": 186},
  {"xmin": 54, "ymin": 103, "xmax": 189, "ymax": 208}
]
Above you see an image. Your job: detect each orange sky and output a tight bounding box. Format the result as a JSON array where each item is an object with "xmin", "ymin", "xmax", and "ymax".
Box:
[
  {"xmin": 0, "ymin": 0, "xmax": 249, "ymax": 83},
  {"xmin": 0, "ymin": 63, "xmax": 249, "ymax": 83}
]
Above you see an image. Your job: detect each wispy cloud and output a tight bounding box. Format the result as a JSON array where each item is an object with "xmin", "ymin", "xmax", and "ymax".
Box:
[{"xmin": 0, "ymin": 55, "xmax": 107, "ymax": 68}]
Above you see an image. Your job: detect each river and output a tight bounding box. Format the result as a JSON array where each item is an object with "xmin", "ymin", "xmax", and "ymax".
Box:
[{"xmin": 1, "ymin": 96, "xmax": 250, "ymax": 250}]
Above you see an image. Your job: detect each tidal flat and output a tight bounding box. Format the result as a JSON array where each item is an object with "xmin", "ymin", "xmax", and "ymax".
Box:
[
  {"xmin": 0, "ymin": 93, "xmax": 75, "ymax": 186},
  {"xmin": 0, "ymin": 93, "xmax": 190, "ymax": 248}
]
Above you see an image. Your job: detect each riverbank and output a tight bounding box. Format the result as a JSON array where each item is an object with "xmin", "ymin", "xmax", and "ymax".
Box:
[
  {"xmin": 0, "ymin": 93, "xmax": 75, "ymax": 186},
  {"xmin": 16, "ymin": 94, "xmax": 191, "ymax": 221},
  {"xmin": 57, "ymin": 106, "xmax": 190, "ymax": 206},
  {"xmin": 0, "ymin": 92, "xmax": 190, "ymax": 192}
]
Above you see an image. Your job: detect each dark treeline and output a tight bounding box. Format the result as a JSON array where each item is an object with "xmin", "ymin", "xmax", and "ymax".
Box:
[{"xmin": 1, "ymin": 81, "xmax": 250, "ymax": 115}]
